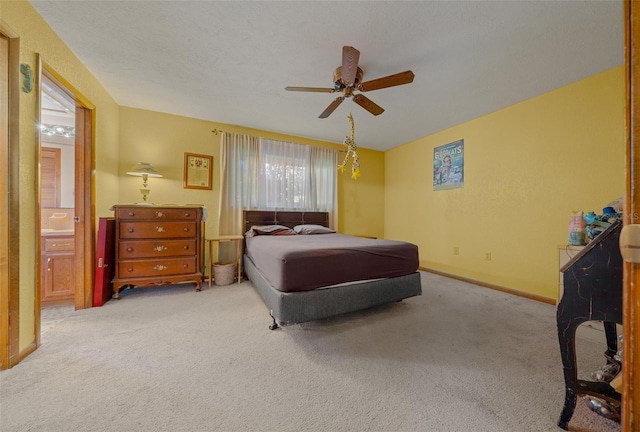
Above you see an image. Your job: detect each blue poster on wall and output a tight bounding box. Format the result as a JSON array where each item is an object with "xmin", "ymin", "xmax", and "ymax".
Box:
[{"xmin": 433, "ymin": 139, "xmax": 464, "ymax": 191}]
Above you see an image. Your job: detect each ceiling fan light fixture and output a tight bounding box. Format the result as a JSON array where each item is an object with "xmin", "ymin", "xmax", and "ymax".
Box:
[
  {"xmin": 285, "ymin": 45, "xmax": 414, "ymax": 119},
  {"xmin": 334, "ymin": 66, "xmax": 363, "ymax": 88}
]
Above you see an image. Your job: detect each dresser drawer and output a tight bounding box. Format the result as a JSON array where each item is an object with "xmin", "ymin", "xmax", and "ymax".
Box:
[
  {"xmin": 43, "ymin": 236, "xmax": 74, "ymax": 252},
  {"xmin": 119, "ymin": 239, "xmax": 197, "ymax": 258},
  {"xmin": 118, "ymin": 257, "xmax": 197, "ymax": 278},
  {"xmin": 116, "ymin": 207, "xmax": 199, "ymax": 221},
  {"xmin": 119, "ymin": 222, "xmax": 197, "ymax": 239}
]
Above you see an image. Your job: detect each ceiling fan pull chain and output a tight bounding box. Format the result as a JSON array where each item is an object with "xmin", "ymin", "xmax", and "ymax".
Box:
[{"xmin": 337, "ymin": 113, "xmax": 360, "ymax": 180}]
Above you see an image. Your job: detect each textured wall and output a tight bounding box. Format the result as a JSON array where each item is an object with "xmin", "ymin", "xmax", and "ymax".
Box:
[
  {"xmin": 385, "ymin": 66, "xmax": 625, "ymax": 300},
  {"xmin": 118, "ymin": 107, "xmax": 386, "ymax": 240}
]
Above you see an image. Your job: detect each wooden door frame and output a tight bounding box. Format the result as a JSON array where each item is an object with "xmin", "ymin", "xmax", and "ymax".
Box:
[
  {"xmin": 36, "ymin": 57, "xmax": 95, "ymax": 326},
  {"xmin": 0, "ymin": 21, "xmax": 20, "ymax": 370},
  {"xmin": 624, "ymin": 2, "xmax": 640, "ymax": 430}
]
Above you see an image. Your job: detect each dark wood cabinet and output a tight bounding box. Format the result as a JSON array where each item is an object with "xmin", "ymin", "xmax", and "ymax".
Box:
[
  {"xmin": 556, "ymin": 220, "xmax": 622, "ymax": 429},
  {"xmin": 41, "ymin": 233, "xmax": 75, "ymax": 305},
  {"xmin": 111, "ymin": 205, "xmax": 204, "ymax": 299}
]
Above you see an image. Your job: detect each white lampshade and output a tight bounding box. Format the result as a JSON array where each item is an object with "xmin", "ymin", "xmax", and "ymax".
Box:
[{"xmin": 126, "ymin": 162, "xmax": 163, "ymax": 178}]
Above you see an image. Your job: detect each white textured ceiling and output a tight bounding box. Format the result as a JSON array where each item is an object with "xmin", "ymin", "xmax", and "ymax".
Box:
[{"xmin": 29, "ymin": 1, "xmax": 623, "ymax": 151}]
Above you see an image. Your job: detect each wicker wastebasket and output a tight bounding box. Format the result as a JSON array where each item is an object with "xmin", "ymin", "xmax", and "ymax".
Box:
[{"xmin": 213, "ymin": 262, "xmax": 236, "ymax": 286}]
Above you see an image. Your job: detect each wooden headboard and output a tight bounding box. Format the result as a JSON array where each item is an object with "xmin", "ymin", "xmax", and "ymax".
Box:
[{"xmin": 243, "ymin": 210, "xmax": 329, "ymax": 234}]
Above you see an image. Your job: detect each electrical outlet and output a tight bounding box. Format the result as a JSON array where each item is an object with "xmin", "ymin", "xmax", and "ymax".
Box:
[
  {"xmin": 485, "ymin": 252, "xmax": 492, "ymax": 261},
  {"xmin": 453, "ymin": 247, "xmax": 459, "ymax": 255}
]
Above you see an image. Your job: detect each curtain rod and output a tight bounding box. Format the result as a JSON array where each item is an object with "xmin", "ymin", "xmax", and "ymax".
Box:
[{"xmin": 212, "ymin": 128, "xmax": 345, "ymax": 152}]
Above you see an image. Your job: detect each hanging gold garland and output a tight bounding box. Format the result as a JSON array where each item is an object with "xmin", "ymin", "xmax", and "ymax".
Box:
[{"xmin": 337, "ymin": 113, "xmax": 360, "ymax": 180}]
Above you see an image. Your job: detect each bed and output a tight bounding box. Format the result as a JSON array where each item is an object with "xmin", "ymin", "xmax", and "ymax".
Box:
[{"xmin": 242, "ymin": 210, "xmax": 422, "ymax": 329}]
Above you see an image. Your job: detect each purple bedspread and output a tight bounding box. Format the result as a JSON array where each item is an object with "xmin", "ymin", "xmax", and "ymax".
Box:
[{"xmin": 245, "ymin": 233, "xmax": 419, "ymax": 292}]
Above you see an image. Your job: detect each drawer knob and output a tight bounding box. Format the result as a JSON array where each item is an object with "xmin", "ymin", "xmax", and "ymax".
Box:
[
  {"xmin": 154, "ymin": 226, "xmax": 165, "ymax": 233},
  {"xmin": 155, "ymin": 211, "xmax": 165, "ymax": 218},
  {"xmin": 127, "ymin": 267, "xmax": 133, "ymax": 272},
  {"xmin": 153, "ymin": 265, "xmax": 168, "ymax": 271},
  {"xmin": 127, "ymin": 228, "xmax": 134, "ymax": 233},
  {"xmin": 153, "ymin": 245, "xmax": 167, "ymax": 252},
  {"xmin": 183, "ymin": 264, "xmax": 188, "ymax": 268},
  {"xmin": 183, "ymin": 245, "xmax": 189, "ymax": 250},
  {"xmin": 184, "ymin": 212, "xmax": 191, "ymax": 217},
  {"xmin": 183, "ymin": 227, "xmax": 189, "ymax": 232},
  {"xmin": 128, "ymin": 212, "xmax": 135, "ymax": 216},
  {"xmin": 126, "ymin": 247, "xmax": 133, "ymax": 252}
]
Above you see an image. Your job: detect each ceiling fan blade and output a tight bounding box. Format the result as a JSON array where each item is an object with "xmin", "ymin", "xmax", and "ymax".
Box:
[
  {"xmin": 359, "ymin": 70, "xmax": 415, "ymax": 92},
  {"xmin": 341, "ymin": 46, "xmax": 360, "ymax": 87},
  {"xmin": 353, "ymin": 94, "xmax": 384, "ymax": 116},
  {"xmin": 319, "ymin": 97, "xmax": 344, "ymax": 119},
  {"xmin": 285, "ymin": 86, "xmax": 336, "ymax": 93}
]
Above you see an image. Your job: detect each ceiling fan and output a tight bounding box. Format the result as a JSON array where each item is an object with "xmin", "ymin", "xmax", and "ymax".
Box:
[{"xmin": 285, "ymin": 46, "xmax": 415, "ymax": 119}]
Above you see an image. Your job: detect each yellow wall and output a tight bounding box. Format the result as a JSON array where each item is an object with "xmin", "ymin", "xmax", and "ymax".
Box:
[
  {"xmin": 2, "ymin": 0, "xmax": 120, "ymax": 352},
  {"xmin": 118, "ymin": 107, "xmax": 386, "ymax": 244},
  {"xmin": 385, "ymin": 67, "xmax": 625, "ymax": 301}
]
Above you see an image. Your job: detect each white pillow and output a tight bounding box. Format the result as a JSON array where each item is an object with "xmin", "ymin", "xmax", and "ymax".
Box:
[{"xmin": 293, "ymin": 224, "xmax": 336, "ymax": 235}]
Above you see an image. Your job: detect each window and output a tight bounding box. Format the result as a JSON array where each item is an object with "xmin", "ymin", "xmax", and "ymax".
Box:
[
  {"xmin": 219, "ymin": 133, "xmax": 338, "ymax": 249},
  {"xmin": 259, "ymin": 139, "xmax": 312, "ymax": 209}
]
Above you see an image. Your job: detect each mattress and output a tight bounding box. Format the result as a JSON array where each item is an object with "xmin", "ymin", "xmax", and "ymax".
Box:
[{"xmin": 245, "ymin": 233, "xmax": 419, "ymax": 292}]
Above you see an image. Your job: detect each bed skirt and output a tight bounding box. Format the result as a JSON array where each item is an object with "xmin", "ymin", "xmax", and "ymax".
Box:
[{"xmin": 243, "ymin": 255, "xmax": 422, "ymax": 327}]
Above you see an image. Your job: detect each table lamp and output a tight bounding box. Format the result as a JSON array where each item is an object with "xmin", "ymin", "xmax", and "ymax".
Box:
[{"xmin": 126, "ymin": 162, "xmax": 163, "ymax": 204}]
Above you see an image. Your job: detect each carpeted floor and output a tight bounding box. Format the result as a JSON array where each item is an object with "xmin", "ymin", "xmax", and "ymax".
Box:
[
  {"xmin": 1, "ymin": 272, "xmax": 621, "ymax": 432},
  {"xmin": 41, "ymin": 304, "xmax": 75, "ymax": 336}
]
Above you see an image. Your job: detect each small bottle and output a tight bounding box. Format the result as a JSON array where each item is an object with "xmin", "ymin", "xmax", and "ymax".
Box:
[{"xmin": 568, "ymin": 211, "xmax": 586, "ymax": 246}]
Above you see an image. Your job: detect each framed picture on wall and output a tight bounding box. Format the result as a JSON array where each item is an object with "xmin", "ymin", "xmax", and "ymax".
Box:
[
  {"xmin": 433, "ymin": 139, "xmax": 464, "ymax": 191},
  {"xmin": 183, "ymin": 152, "xmax": 213, "ymax": 190}
]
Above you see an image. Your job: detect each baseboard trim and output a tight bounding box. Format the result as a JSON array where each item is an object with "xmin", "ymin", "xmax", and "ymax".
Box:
[{"xmin": 420, "ymin": 267, "xmax": 556, "ymax": 306}]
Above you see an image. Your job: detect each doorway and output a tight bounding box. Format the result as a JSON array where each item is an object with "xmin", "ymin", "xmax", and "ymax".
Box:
[
  {"xmin": 36, "ymin": 59, "xmax": 95, "ymax": 346},
  {"xmin": 39, "ymin": 76, "xmax": 76, "ymax": 307}
]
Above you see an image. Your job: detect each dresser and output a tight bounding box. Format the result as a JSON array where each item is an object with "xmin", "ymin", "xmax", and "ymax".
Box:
[{"xmin": 111, "ymin": 205, "xmax": 204, "ymax": 299}]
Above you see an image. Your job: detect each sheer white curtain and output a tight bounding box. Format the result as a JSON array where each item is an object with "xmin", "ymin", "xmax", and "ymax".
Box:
[
  {"xmin": 259, "ymin": 139, "xmax": 311, "ymax": 210},
  {"xmin": 259, "ymin": 139, "xmax": 337, "ymax": 222},
  {"xmin": 218, "ymin": 134, "xmax": 338, "ymax": 260},
  {"xmin": 310, "ymin": 146, "xmax": 338, "ymax": 228},
  {"xmin": 218, "ymin": 132, "xmax": 260, "ymax": 261}
]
